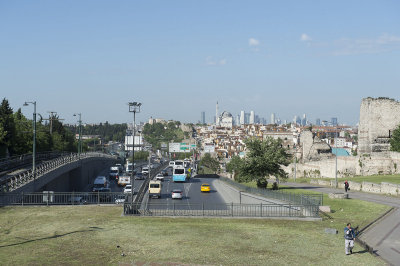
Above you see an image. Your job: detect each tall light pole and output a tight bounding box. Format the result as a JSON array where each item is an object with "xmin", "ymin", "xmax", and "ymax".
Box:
[
  {"xmin": 335, "ymin": 132, "xmax": 338, "ymax": 188},
  {"xmin": 128, "ymin": 102, "xmax": 142, "ymax": 204},
  {"xmin": 23, "ymin": 101, "xmax": 36, "ymax": 178},
  {"xmin": 73, "ymin": 113, "xmax": 82, "ymax": 157}
]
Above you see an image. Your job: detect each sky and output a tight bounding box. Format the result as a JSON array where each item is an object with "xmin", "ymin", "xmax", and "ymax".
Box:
[{"xmin": 1, "ymin": 0, "xmax": 400, "ymax": 126}]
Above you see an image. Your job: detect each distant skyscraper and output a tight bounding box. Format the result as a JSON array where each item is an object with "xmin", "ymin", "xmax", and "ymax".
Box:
[
  {"xmin": 236, "ymin": 115, "xmax": 240, "ymax": 126},
  {"xmin": 255, "ymin": 115, "xmax": 260, "ymax": 124},
  {"xmin": 216, "ymin": 101, "xmax": 219, "ymax": 125},
  {"xmin": 249, "ymin": 111, "xmax": 255, "ymax": 124},
  {"xmin": 245, "ymin": 113, "xmax": 250, "ymax": 124},
  {"xmin": 331, "ymin": 117, "xmax": 338, "ymax": 126},
  {"xmin": 271, "ymin": 113, "xmax": 276, "ymax": 124},
  {"xmin": 316, "ymin": 118, "xmax": 321, "ymax": 126},
  {"xmin": 201, "ymin": 111, "xmax": 206, "ymax": 124},
  {"xmin": 240, "ymin": 111, "xmax": 245, "ymax": 125},
  {"xmin": 293, "ymin": 115, "xmax": 298, "ymax": 125},
  {"xmin": 301, "ymin": 114, "xmax": 307, "ymax": 126}
]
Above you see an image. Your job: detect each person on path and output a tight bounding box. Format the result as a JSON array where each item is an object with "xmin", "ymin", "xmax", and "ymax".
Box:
[
  {"xmin": 344, "ymin": 223, "xmax": 356, "ymax": 255},
  {"xmin": 344, "ymin": 180, "xmax": 349, "ymax": 192}
]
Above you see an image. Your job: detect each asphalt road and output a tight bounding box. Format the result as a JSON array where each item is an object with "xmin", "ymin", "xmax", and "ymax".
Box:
[{"xmin": 147, "ymin": 168, "xmax": 227, "ymax": 210}]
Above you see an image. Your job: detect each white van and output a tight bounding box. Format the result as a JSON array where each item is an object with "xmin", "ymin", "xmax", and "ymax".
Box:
[
  {"xmin": 142, "ymin": 166, "xmax": 149, "ymax": 176},
  {"xmin": 169, "ymin": 161, "xmax": 175, "ymax": 167}
]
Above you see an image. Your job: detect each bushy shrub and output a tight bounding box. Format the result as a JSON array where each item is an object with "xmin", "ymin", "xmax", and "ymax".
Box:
[{"xmin": 256, "ymin": 178, "xmax": 268, "ymax": 189}]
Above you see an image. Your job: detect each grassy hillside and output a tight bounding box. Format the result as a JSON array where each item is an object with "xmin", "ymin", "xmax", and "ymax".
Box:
[{"xmin": 0, "ymin": 204, "xmax": 387, "ymax": 265}]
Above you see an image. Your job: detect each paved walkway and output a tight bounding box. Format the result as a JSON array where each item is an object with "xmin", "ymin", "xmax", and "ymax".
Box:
[{"xmin": 283, "ymin": 182, "xmax": 400, "ymax": 265}]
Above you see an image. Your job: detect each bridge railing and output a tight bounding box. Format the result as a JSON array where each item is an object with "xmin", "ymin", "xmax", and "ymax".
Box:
[
  {"xmin": 0, "ymin": 152, "xmax": 67, "ymax": 172},
  {"xmin": 126, "ymin": 202, "xmax": 319, "ymax": 218},
  {"xmin": 0, "ymin": 152, "xmax": 116, "ymax": 193},
  {"xmin": 0, "ymin": 191, "xmax": 125, "ymax": 206}
]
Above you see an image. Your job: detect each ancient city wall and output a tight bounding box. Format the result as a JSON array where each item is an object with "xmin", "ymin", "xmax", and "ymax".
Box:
[
  {"xmin": 358, "ymin": 97, "xmax": 400, "ymax": 154},
  {"xmin": 286, "ymin": 156, "xmax": 357, "ymax": 179}
]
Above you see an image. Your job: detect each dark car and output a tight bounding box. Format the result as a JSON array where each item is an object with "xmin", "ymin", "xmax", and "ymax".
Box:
[{"xmin": 135, "ymin": 172, "xmax": 144, "ymax": 180}]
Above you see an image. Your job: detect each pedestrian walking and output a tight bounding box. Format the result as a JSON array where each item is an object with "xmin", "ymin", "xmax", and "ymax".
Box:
[
  {"xmin": 344, "ymin": 223, "xmax": 356, "ymax": 255},
  {"xmin": 344, "ymin": 180, "xmax": 350, "ymax": 192}
]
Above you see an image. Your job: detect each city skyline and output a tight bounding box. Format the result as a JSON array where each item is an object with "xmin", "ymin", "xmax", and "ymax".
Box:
[{"xmin": 2, "ymin": 1, "xmax": 400, "ymax": 125}]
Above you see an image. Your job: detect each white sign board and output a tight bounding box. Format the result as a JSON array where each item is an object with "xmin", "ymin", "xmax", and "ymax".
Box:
[{"xmin": 169, "ymin": 143, "xmax": 181, "ymax": 153}]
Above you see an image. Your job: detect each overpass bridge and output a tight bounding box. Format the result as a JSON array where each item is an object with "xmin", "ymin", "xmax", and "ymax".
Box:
[{"xmin": 0, "ymin": 152, "xmax": 117, "ymax": 193}]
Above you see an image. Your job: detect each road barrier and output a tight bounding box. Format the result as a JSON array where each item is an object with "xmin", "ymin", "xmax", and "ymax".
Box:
[
  {"xmin": 219, "ymin": 176, "xmax": 323, "ymax": 206},
  {"xmin": 0, "ymin": 152, "xmax": 116, "ymax": 192},
  {"xmin": 125, "ymin": 162, "xmax": 169, "ymax": 215},
  {"xmin": 0, "ymin": 191, "xmax": 126, "ymax": 206},
  {"xmin": 124, "ymin": 202, "xmax": 319, "ymax": 218}
]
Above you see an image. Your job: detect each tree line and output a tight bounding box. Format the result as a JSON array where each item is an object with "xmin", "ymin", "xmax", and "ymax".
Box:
[{"xmin": 0, "ymin": 98, "xmax": 76, "ymax": 158}]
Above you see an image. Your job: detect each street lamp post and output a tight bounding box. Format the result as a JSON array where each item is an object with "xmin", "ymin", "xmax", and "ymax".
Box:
[
  {"xmin": 128, "ymin": 102, "xmax": 142, "ymax": 205},
  {"xmin": 73, "ymin": 113, "xmax": 82, "ymax": 157},
  {"xmin": 23, "ymin": 101, "xmax": 36, "ymax": 179},
  {"xmin": 335, "ymin": 133, "xmax": 338, "ymax": 188}
]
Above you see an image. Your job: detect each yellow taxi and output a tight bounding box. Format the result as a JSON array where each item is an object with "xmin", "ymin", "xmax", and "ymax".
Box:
[{"xmin": 201, "ymin": 183, "xmax": 210, "ymax": 192}]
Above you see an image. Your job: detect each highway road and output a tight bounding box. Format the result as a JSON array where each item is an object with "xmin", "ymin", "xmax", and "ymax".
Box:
[{"xmin": 146, "ymin": 167, "xmax": 228, "ymax": 210}]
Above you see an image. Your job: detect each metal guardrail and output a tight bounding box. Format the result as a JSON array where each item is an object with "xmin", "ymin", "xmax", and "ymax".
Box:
[
  {"xmin": 0, "ymin": 191, "xmax": 126, "ymax": 206},
  {"xmin": 219, "ymin": 176, "xmax": 323, "ymax": 206},
  {"xmin": 0, "ymin": 152, "xmax": 116, "ymax": 193},
  {"xmin": 125, "ymin": 202, "xmax": 320, "ymax": 218}
]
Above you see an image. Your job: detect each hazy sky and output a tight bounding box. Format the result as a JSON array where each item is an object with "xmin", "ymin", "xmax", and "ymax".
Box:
[{"xmin": 1, "ymin": 1, "xmax": 400, "ymax": 125}]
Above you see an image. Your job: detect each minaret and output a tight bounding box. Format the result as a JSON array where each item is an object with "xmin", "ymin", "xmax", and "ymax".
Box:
[{"xmin": 216, "ymin": 101, "xmax": 219, "ymax": 126}]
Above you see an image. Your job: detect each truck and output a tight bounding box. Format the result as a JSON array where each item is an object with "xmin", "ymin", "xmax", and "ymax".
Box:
[
  {"xmin": 148, "ymin": 180, "xmax": 162, "ymax": 198},
  {"xmin": 118, "ymin": 175, "xmax": 130, "ymax": 187},
  {"xmin": 109, "ymin": 166, "xmax": 119, "ymax": 181},
  {"xmin": 126, "ymin": 162, "xmax": 135, "ymax": 175}
]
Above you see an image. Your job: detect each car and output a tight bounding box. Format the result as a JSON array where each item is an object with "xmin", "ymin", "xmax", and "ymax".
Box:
[
  {"xmin": 115, "ymin": 194, "xmax": 126, "ymax": 204},
  {"xmin": 155, "ymin": 173, "xmax": 164, "ymax": 181},
  {"xmin": 201, "ymin": 183, "xmax": 211, "ymax": 192},
  {"xmin": 124, "ymin": 185, "xmax": 133, "ymax": 194},
  {"xmin": 160, "ymin": 169, "xmax": 168, "ymax": 176},
  {"xmin": 171, "ymin": 189, "xmax": 183, "ymax": 199},
  {"xmin": 135, "ymin": 172, "xmax": 144, "ymax": 180}
]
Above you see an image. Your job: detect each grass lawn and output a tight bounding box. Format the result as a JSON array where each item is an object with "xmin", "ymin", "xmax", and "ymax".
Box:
[
  {"xmin": 287, "ymin": 174, "xmax": 400, "ymax": 185},
  {"xmin": 0, "ymin": 204, "xmax": 388, "ymax": 265}
]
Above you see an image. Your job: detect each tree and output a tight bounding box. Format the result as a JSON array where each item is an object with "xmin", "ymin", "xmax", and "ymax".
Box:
[
  {"xmin": 0, "ymin": 98, "xmax": 16, "ymax": 157},
  {"xmin": 226, "ymin": 155, "xmax": 244, "ymax": 180},
  {"xmin": 240, "ymin": 137, "xmax": 291, "ymax": 186},
  {"xmin": 199, "ymin": 153, "xmax": 220, "ymax": 174},
  {"xmin": 390, "ymin": 124, "xmax": 400, "ymax": 152},
  {"xmin": 13, "ymin": 108, "xmax": 32, "ymax": 155}
]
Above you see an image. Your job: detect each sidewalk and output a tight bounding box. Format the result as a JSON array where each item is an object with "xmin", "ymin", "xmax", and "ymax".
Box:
[{"xmin": 283, "ymin": 181, "xmax": 400, "ymax": 265}]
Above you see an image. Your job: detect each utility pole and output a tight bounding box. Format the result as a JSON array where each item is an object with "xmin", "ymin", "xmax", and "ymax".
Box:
[
  {"xmin": 42, "ymin": 111, "xmax": 64, "ymax": 135},
  {"xmin": 73, "ymin": 113, "xmax": 82, "ymax": 157}
]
